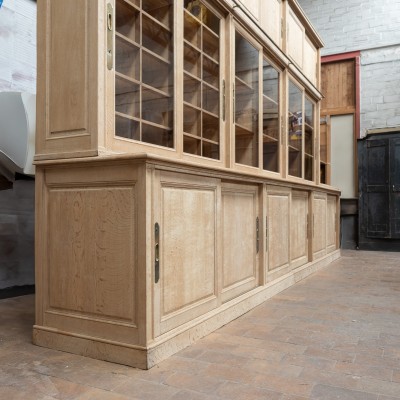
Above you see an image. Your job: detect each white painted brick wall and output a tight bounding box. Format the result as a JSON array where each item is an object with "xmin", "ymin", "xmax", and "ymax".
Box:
[
  {"xmin": 299, "ymin": 0, "xmax": 400, "ymax": 55},
  {"xmin": 361, "ymin": 45, "xmax": 400, "ymax": 133},
  {"xmin": 298, "ymin": 0, "xmax": 400, "ymax": 135},
  {"xmin": 0, "ymin": 0, "xmax": 36, "ymax": 93}
]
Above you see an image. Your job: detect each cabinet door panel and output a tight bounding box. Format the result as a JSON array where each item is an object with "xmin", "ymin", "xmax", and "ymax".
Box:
[
  {"xmin": 290, "ymin": 191, "xmax": 309, "ymax": 268},
  {"xmin": 260, "ymin": 0, "xmax": 282, "ymax": 47},
  {"xmin": 313, "ymin": 193, "xmax": 327, "ymax": 259},
  {"xmin": 287, "ymin": 8, "xmax": 304, "ymax": 68},
  {"xmin": 221, "ymin": 183, "xmax": 259, "ymax": 303},
  {"xmin": 154, "ymin": 172, "xmax": 219, "ymax": 335},
  {"xmin": 327, "ymin": 195, "xmax": 337, "ymax": 253},
  {"xmin": 267, "ymin": 186, "xmax": 290, "ymax": 278},
  {"xmin": 36, "ymin": 0, "xmax": 99, "ymax": 159}
]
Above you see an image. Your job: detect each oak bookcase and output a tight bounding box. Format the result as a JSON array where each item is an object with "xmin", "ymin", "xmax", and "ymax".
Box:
[{"xmin": 34, "ymin": 0, "xmax": 340, "ymax": 369}]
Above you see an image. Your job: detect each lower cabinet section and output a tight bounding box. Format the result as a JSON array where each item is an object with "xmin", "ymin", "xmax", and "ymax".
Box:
[{"xmin": 34, "ymin": 158, "xmax": 340, "ymax": 369}]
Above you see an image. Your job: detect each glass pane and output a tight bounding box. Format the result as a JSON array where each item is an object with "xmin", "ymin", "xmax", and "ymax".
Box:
[
  {"xmin": 320, "ymin": 163, "xmax": 327, "ymax": 184},
  {"xmin": 288, "ymin": 80, "xmax": 302, "ymax": 177},
  {"xmin": 115, "ymin": 0, "xmax": 174, "ymax": 148},
  {"xmin": 115, "ymin": 75, "xmax": 140, "ymax": 118},
  {"xmin": 142, "ymin": 0, "xmax": 172, "ymax": 28},
  {"xmin": 263, "ymin": 59, "xmax": 279, "ymax": 172},
  {"xmin": 320, "ymin": 119, "xmax": 327, "ymax": 163},
  {"xmin": 183, "ymin": 1, "xmax": 220, "ymax": 160},
  {"xmin": 304, "ymin": 97, "xmax": 314, "ymax": 181},
  {"xmin": 235, "ymin": 33, "xmax": 259, "ymax": 167},
  {"xmin": 116, "ymin": 0, "xmax": 140, "ymax": 43}
]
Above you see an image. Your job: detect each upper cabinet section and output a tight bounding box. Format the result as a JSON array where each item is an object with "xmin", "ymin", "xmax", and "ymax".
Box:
[{"xmin": 36, "ymin": 0, "xmax": 324, "ymax": 184}]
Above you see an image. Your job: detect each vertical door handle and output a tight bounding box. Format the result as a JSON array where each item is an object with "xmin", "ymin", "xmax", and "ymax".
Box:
[
  {"xmin": 155, "ymin": 223, "xmax": 160, "ymax": 283},
  {"xmin": 106, "ymin": 3, "xmax": 114, "ymax": 70},
  {"xmin": 256, "ymin": 217, "xmax": 260, "ymax": 253}
]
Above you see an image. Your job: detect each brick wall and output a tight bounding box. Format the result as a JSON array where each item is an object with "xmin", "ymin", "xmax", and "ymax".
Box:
[
  {"xmin": 298, "ymin": 0, "xmax": 400, "ymax": 135},
  {"xmin": 0, "ymin": 0, "xmax": 36, "ymax": 93}
]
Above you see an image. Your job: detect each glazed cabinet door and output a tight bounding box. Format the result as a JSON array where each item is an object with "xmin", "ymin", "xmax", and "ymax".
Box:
[
  {"xmin": 153, "ymin": 170, "xmax": 220, "ymax": 336},
  {"xmin": 221, "ymin": 182, "xmax": 260, "ymax": 303},
  {"xmin": 266, "ymin": 185, "xmax": 290, "ymax": 281}
]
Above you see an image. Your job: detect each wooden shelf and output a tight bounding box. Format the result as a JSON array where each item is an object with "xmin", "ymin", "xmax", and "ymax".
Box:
[
  {"xmin": 235, "ymin": 76, "xmax": 253, "ymax": 92},
  {"xmin": 235, "ymin": 122, "xmax": 255, "ymax": 137},
  {"xmin": 142, "ymin": 82, "xmax": 170, "ymax": 99},
  {"xmin": 263, "ymin": 134, "xmax": 279, "ymax": 143},
  {"xmin": 183, "ymin": 101, "xmax": 201, "ymax": 113},
  {"xmin": 115, "ymin": 111, "xmax": 140, "ymax": 122},
  {"xmin": 142, "ymin": 5, "xmax": 171, "ymax": 32},
  {"xmin": 288, "ymin": 144, "xmax": 301, "ymax": 152},
  {"xmin": 115, "ymin": 31, "xmax": 140, "ymax": 48},
  {"xmin": 142, "ymin": 0, "xmax": 171, "ymax": 28},
  {"xmin": 183, "ymin": 132, "xmax": 201, "ymax": 140},
  {"xmin": 203, "ymin": 108, "xmax": 219, "ymax": 119},
  {"xmin": 263, "ymin": 94, "xmax": 278, "ymax": 107},
  {"xmin": 142, "ymin": 119, "xmax": 172, "ymax": 132},
  {"xmin": 115, "ymin": 71, "xmax": 140, "ymax": 87},
  {"xmin": 119, "ymin": 0, "xmax": 140, "ymax": 9},
  {"xmin": 142, "ymin": 46, "xmax": 171, "ymax": 66}
]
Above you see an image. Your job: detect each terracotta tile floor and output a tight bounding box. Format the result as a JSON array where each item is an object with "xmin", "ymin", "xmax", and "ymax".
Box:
[{"xmin": 1, "ymin": 250, "xmax": 400, "ymax": 399}]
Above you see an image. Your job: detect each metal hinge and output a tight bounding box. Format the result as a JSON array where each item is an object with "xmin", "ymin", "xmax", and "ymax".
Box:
[{"xmin": 265, "ymin": 216, "xmax": 268, "ymax": 250}]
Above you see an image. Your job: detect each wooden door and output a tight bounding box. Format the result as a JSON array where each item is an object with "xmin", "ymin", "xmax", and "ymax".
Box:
[
  {"xmin": 390, "ymin": 138, "xmax": 400, "ymax": 238},
  {"xmin": 364, "ymin": 138, "xmax": 390, "ymax": 238},
  {"xmin": 362, "ymin": 137, "xmax": 400, "ymax": 239},
  {"xmin": 153, "ymin": 171, "xmax": 220, "ymax": 336},
  {"xmin": 221, "ymin": 182, "xmax": 260, "ymax": 303}
]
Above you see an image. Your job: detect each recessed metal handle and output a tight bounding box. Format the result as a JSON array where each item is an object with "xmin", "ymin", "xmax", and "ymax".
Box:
[
  {"xmin": 256, "ymin": 217, "xmax": 260, "ymax": 253},
  {"xmin": 155, "ymin": 223, "xmax": 160, "ymax": 283},
  {"xmin": 106, "ymin": 3, "xmax": 114, "ymax": 71}
]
